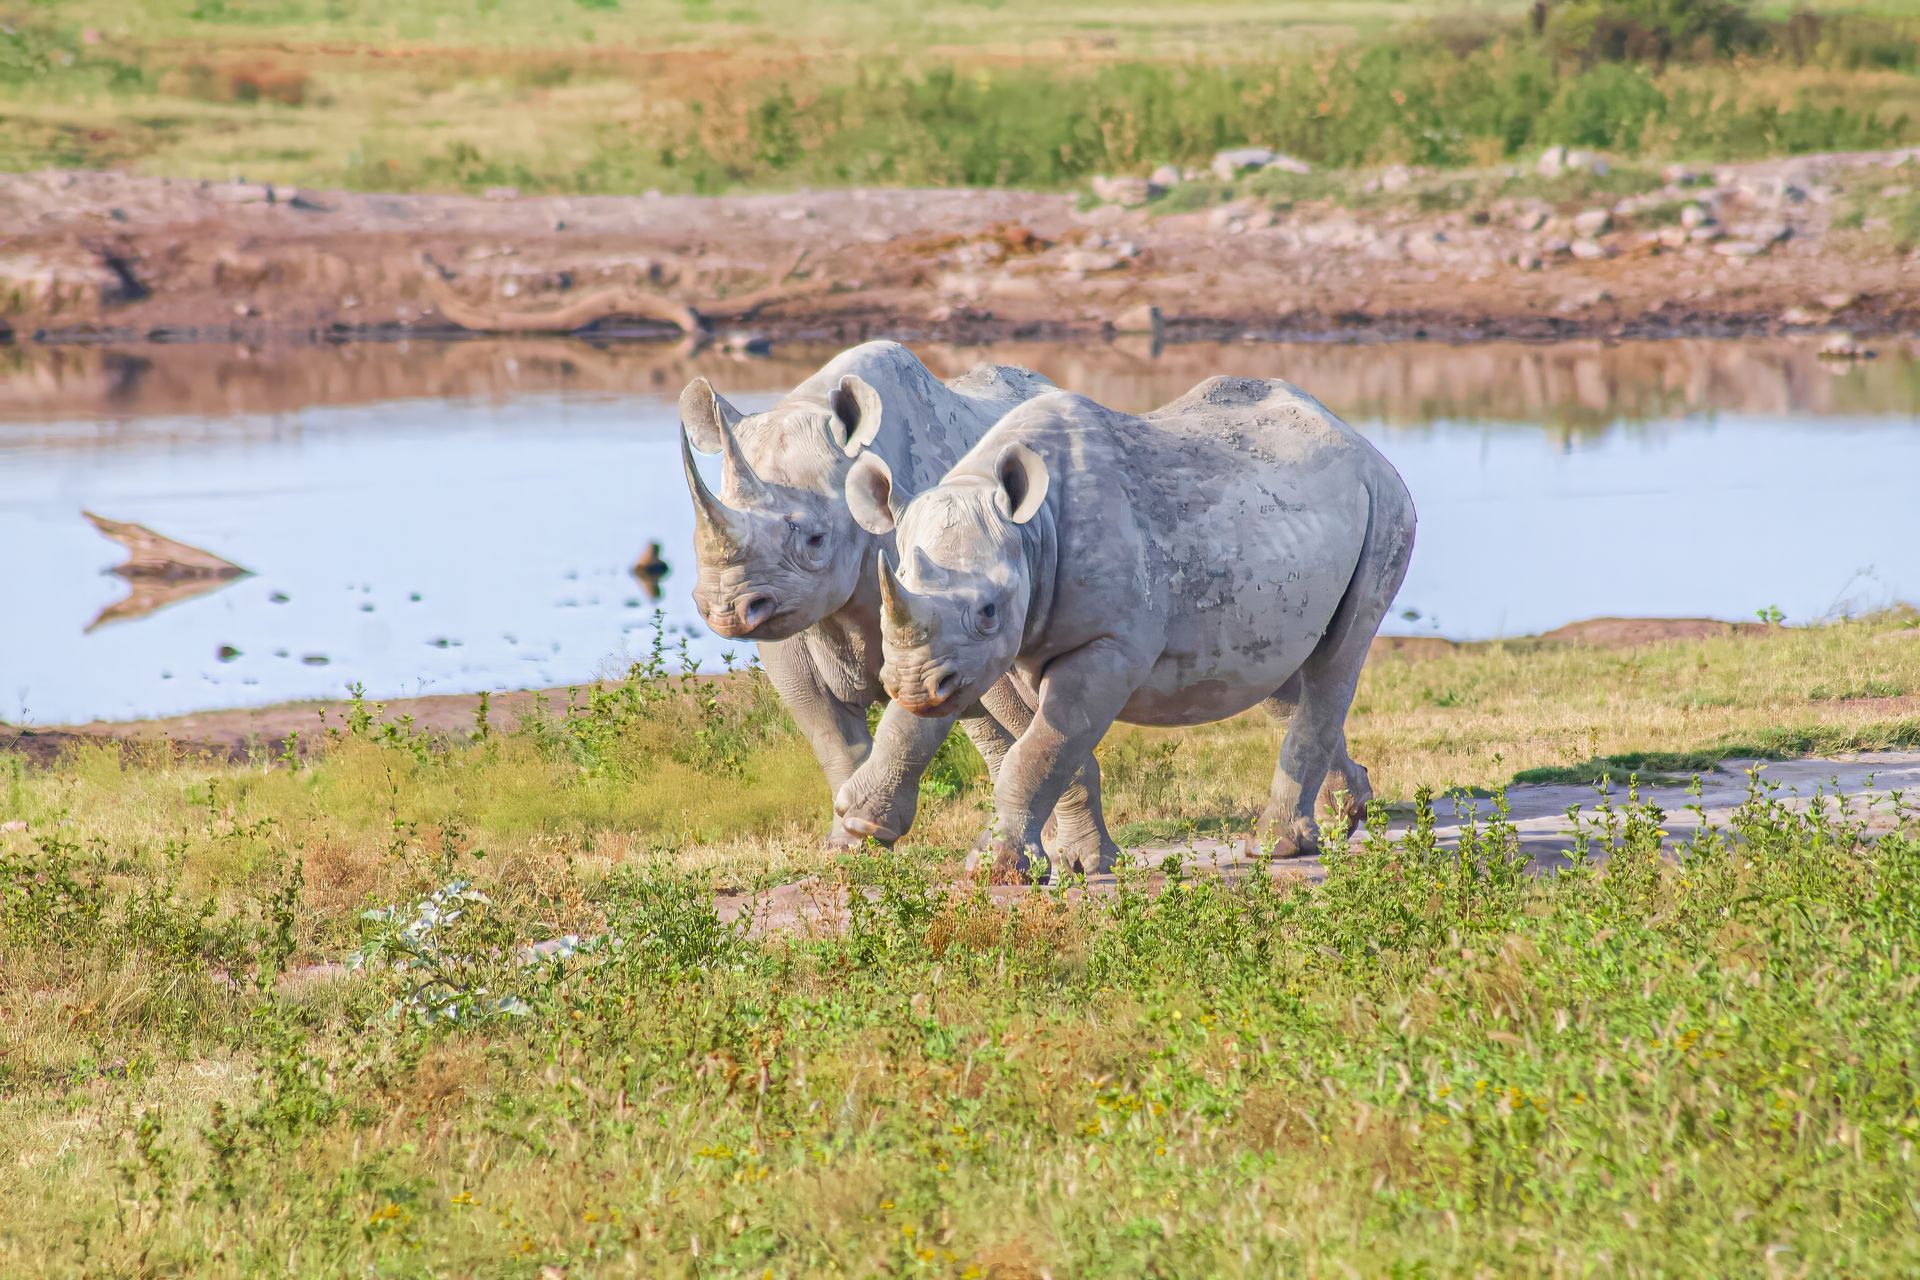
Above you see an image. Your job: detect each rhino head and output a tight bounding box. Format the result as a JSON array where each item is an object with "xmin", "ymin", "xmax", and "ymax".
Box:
[
  {"xmin": 845, "ymin": 443, "xmax": 1050, "ymax": 716},
  {"xmin": 679, "ymin": 372, "xmax": 887, "ymax": 641}
]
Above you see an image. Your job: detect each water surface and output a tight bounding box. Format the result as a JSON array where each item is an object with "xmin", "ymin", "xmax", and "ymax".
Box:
[{"xmin": 2, "ymin": 337, "xmax": 1915, "ymax": 724}]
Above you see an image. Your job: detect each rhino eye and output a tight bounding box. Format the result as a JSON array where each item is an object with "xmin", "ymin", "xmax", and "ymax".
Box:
[
  {"xmin": 806, "ymin": 533, "xmax": 826, "ymax": 549},
  {"xmin": 981, "ymin": 603, "xmax": 996, "ymax": 619}
]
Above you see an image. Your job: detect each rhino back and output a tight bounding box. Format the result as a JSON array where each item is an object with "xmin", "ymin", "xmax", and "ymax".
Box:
[{"xmin": 984, "ymin": 384, "xmax": 1390, "ymax": 721}]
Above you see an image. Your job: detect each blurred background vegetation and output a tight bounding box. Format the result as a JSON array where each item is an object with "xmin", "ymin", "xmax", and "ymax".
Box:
[{"xmin": 2, "ymin": 0, "xmax": 1918, "ymax": 192}]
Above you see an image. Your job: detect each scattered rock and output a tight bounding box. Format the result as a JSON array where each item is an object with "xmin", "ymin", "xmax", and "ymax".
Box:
[
  {"xmin": 1404, "ymin": 230, "xmax": 1449, "ymax": 263},
  {"xmin": 1689, "ymin": 225, "xmax": 1727, "ymax": 243},
  {"xmin": 1565, "ymin": 149, "xmax": 1608, "ymax": 175},
  {"xmin": 1149, "ymin": 164, "xmax": 1183, "ymax": 189},
  {"xmin": 1515, "ymin": 253, "xmax": 1544, "ymax": 272},
  {"xmin": 1204, "ymin": 205, "xmax": 1245, "ymax": 233},
  {"xmin": 1536, "ymin": 146, "xmax": 1567, "ymax": 179},
  {"xmin": 1779, "ymin": 305, "xmax": 1826, "ymax": 326},
  {"xmin": 1662, "ymin": 163, "xmax": 1700, "ymax": 186},
  {"xmin": 1090, "ymin": 175, "xmax": 1160, "ymax": 207},
  {"xmin": 1572, "ymin": 209, "xmax": 1612, "ymax": 237},
  {"xmin": 1679, "ymin": 204, "xmax": 1712, "ymax": 230},
  {"xmin": 1714, "ymin": 240, "xmax": 1767, "ymax": 258},
  {"xmin": 1569, "ymin": 238, "xmax": 1611, "ymax": 261},
  {"xmin": 209, "ymin": 182, "xmax": 273, "ymax": 205},
  {"xmin": 1512, "ymin": 208, "xmax": 1549, "ymax": 233},
  {"xmin": 1378, "ymin": 164, "xmax": 1415, "ymax": 193},
  {"xmin": 1818, "ymin": 291, "xmax": 1857, "ymax": 311},
  {"xmin": 1657, "ymin": 227, "xmax": 1690, "ymax": 249},
  {"xmin": 483, "ymin": 186, "xmax": 521, "ymax": 201},
  {"xmin": 1210, "ymin": 147, "xmax": 1310, "ymax": 182},
  {"xmin": 1059, "ymin": 250, "xmax": 1126, "ymax": 273}
]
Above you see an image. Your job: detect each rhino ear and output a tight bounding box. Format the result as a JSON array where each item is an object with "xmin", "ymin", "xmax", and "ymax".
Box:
[
  {"xmin": 846, "ymin": 452, "xmax": 906, "ymax": 535},
  {"xmin": 679, "ymin": 377, "xmax": 743, "ymax": 453},
  {"xmin": 994, "ymin": 443, "xmax": 1049, "ymax": 524},
  {"xmin": 828, "ymin": 374, "xmax": 885, "ymax": 457}
]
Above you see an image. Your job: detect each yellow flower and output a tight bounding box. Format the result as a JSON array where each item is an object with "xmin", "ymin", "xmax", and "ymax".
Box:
[
  {"xmin": 1436, "ymin": 1083, "xmax": 1452, "ymax": 1098},
  {"xmin": 450, "ymin": 1191, "xmax": 477, "ymax": 1208}
]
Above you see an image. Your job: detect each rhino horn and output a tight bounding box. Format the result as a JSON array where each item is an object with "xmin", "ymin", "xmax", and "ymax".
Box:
[
  {"xmin": 877, "ymin": 552, "xmax": 929, "ymax": 640},
  {"xmin": 682, "ymin": 427, "xmax": 752, "ymax": 559},
  {"xmin": 715, "ymin": 412, "xmax": 770, "ymax": 506},
  {"xmin": 910, "ymin": 544, "xmax": 953, "ymax": 591}
]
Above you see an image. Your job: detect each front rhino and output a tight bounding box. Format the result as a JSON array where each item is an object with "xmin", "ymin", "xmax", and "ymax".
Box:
[{"xmin": 846, "ymin": 444, "xmax": 1050, "ymax": 721}]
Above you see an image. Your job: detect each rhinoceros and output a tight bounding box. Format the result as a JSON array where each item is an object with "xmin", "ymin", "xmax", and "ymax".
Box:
[
  {"xmin": 678, "ymin": 340, "xmax": 1117, "ymax": 863},
  {"xmin": 839, "ymin": 375, "xmax": 1416, "ymax": 883}
]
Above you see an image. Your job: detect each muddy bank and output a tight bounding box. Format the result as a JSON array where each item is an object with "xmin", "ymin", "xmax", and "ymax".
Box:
[
  {"xmin": 0, "ymin": 617, "xmax": 1809, "ymax": 764},
  {"xmin": 4, "ymin": 149, "xmax": 1919, "ymax": 348}
]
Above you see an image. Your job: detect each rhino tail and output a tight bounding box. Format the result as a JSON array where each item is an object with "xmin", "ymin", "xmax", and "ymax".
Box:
[{"xmin": 1308, "ymin": 469, "xmax": 1417, "ymax": 669}]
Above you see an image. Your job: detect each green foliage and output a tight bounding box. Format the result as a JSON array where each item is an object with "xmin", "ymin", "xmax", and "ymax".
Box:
[
  {"xmin": 1540, "ymin": 0, "xmax": 1768, "ymax": 67},
  {"xmin": 6, "ymin": 780, "xmax": 1920, "ymax": 1273}
]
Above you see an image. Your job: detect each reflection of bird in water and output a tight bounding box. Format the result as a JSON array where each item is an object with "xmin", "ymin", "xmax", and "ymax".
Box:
[{"xmin": 632, "ymin": 540, "xmax": 669, "ymax": 602}]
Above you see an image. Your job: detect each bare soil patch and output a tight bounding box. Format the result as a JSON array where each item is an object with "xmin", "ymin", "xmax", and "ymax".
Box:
[{"xmin": 5, "ymin": 148, "xmax": 1918, "ymax": 349}]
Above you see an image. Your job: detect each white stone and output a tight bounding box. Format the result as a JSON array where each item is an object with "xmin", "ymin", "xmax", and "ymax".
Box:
[{"xmin": 1572, "ymin": 209, "xmax": 1612, "ymax": 237}]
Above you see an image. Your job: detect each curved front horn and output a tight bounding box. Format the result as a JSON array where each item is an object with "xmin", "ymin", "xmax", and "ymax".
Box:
[
  {"xmin": 682, "ymin": 428, "xmax": 752, "ymax": 560},
  {"xmin": 715, "ymin": 413, "xmax": 770, "ymax": 505},
  {"xmin": 877, "ymin": 552, "xmax": 929, "ymax": 642}
]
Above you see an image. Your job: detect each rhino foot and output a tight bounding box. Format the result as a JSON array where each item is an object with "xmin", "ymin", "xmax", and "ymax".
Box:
[
  {"xmin": 1048, "ymin": 836, "xmax": 1120, "ymax": 880},
  {"xmin": 967, "ymin": 832, "xmax": 1047, "ymax": 886},
  {"xmin": 826, "ymin": 818, "xmax": 893, "ymax": 851},
  {"xmin": 1252, "ymin": 813, "xmax": 1321, "ymax": 859}
]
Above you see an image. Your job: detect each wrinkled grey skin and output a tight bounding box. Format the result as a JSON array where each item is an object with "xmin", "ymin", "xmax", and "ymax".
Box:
[
  {"xmin": 844, "ymin": 376, "xmax": 1416, "ymax": 883},
  {"xmin": 679, "ymin": 340, "xmax": 1116, "ymax": 862}
]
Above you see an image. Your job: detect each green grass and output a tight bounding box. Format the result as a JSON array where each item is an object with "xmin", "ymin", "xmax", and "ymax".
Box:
[
  {"xmin": 5, "ymin": 614, "xmax": 1920, "ymax": 1272},
  {"xmin": 3, "ymin": 754, "xmax": 1918, "ymax": 1273},
  {"xmin": 3, "ymin": 4, "xmax": 1919, "ymax": 193}
]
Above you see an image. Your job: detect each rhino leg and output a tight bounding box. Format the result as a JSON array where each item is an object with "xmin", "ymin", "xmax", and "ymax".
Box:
[
  {"xmin": 974, "ymin": 681, "xmax": 1118, "ymax": 879},
  {"xmin": 760, "ymin": 637, "xmax": 876, "ymax": 849},
  {"xmin": 1261, "ymin": 676, "xmax": 1373, "ymax": 836},
  {"xmin": 1257, "ymin": 487, "xmax": 1412, "ymax": 858},
  {"xmin": 833, "ymin": 701, "xmax": 962, "ymax": 845},
  {"xmin": 978, "ymin": 638, "xmax": 1141, "ymax": 885}
]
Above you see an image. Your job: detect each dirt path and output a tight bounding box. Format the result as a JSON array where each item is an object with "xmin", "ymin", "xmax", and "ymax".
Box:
[
  {"xmin": 714, "ymin": 752, "xmax": 1920, "ymax": 936},
  {"xmin": 4, "ymin": 148, "xmax": 1918, "ymax": 348}
]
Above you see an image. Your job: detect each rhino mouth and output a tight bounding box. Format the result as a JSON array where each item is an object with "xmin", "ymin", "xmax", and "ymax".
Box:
[
  {"xmin": 705, "ymin": 594, "xmax": 805, "ymax": 640},
  {"xmin": 886, "ymin": 661, "xmax": 967, "ymax": 717}
]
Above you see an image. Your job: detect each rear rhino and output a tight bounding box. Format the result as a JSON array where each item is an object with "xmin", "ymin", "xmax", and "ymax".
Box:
[
  {"xmin": 678, "ymin": 340, "xmax": 1116, "ymax": 863},
  {"xmin": 842, "ymin": 376, "xmax": 1416, "ymax": 883}
]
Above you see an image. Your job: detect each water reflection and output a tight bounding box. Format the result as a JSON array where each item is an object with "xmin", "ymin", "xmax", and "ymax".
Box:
[{"xmin": 1, "ymin": 336, "xmax": 1915, "ymax": 724}]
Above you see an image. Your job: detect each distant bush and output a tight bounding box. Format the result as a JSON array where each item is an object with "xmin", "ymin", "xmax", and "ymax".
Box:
[
  {"xmin": 644, "ymin": 39, "xmax": 1911, "ymax": 192},
  {"xmin": 1539, "ymin": 0, "xmax": 1767, "ymax": 68}
]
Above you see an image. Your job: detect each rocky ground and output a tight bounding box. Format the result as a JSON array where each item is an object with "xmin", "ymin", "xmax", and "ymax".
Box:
[{"xmin": 3, "ymin": 147, "xmax": 1919, "ymax": 348}]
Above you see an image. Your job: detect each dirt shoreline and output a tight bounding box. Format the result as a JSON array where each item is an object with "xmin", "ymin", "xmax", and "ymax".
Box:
[
  {"xmin": 4, "ymin": 149, "xmax": 1918, "ymax": 349},
  {"xmin": 0, "ymin": 617, "xmax": 1781, "ymax": 764}
]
